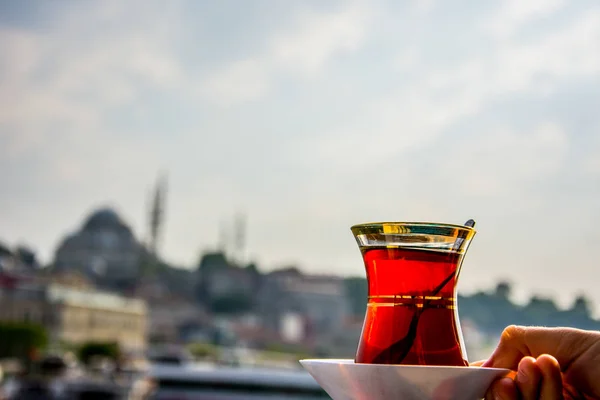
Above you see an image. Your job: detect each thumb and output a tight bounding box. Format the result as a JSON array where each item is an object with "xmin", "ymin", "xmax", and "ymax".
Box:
[{"xmin": 483, "ymin": 325, "xmax": 596, "ymax": 371}]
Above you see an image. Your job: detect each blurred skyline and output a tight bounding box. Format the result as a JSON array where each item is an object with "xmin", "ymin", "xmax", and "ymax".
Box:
[{"xmin": 1, "ymin": 0, "xmax": 599, "ymax": 309}]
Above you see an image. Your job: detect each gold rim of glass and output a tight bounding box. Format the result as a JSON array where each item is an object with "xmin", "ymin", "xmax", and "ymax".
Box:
[
  {"xmin": 350, "ymin": 221, "xmax": 476, "ymax": 253},
  {"xmin": 351, "ymin": 221, "xmax": 475, "ymax": 233}
]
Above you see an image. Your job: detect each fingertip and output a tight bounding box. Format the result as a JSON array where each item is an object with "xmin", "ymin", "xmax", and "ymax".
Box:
[
  {"xmin": 535, "ymin": 354, "xmax": 563, "ymax": 399},
  {"xmin": 516, "ymin": 356, "xmax": 541, "ymax": 400},
  {"xmin": 484, "ymin": 325, "xmax": 530, "ymax": 370},
  {"xmin": 535, "ymin": 354, "xmax": 560, "ymax": 371},
  {"xmin": 517, "ymin": 356, "xmax": 538, "ymax": 380},
  {"xmin": 519, "ymin": 355, "xmax": 536, "ymax": 363}
]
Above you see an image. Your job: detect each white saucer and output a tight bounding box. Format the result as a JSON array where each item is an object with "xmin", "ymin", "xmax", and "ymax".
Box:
[{"xmin": 300, "ymin": 359, "xmax": 510, "ymax": 400}]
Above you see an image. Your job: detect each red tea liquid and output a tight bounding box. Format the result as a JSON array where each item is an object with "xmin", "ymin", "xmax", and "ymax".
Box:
[{"xmin": 355, "ymin": 247, "xmax": 468, "ymax": 366}]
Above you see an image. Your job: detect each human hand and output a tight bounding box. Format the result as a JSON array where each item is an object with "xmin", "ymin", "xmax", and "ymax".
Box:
[{"xmin": 475, "ymin": 325, "xmax": 600, "ymax": 400}]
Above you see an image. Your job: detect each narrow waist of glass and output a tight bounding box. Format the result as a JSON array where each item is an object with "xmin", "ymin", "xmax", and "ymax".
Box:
[{"xmin": 368, "ymin": 295, "xmax": 455, "ymax": 309}]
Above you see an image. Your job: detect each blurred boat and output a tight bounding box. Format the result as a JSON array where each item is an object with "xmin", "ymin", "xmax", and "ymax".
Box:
[{"xmin": 128, "ymin": 363, "xmax": 330, "ymax": 400}]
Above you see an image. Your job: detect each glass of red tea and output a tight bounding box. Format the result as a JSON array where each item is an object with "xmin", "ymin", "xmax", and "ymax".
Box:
[{"xmin": 351, "ymin": 221, "xmax": 476, "ymax": 366}]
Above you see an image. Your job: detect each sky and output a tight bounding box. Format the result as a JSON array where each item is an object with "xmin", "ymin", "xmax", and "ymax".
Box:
[{"xmin": 1, "ymin": 0, "xmax": 599, "ymax": 310}]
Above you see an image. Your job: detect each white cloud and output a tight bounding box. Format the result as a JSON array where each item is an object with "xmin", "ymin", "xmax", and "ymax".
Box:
[
  {"xmin": 581, "ymin": 132, "xmax": 600, "ymax": 176},
  {"xmin": 426, "ymin": 9, "xmax": 600, "ymax": 107},
  {"xmin": 288, "ymin": 5, "xmax": 597, "ymax": 186},
  {"xmin": 0, "ymin": 2, "xmax": 184, "ymax": 160},
  {"xmin": 483, "ymin": 0, "xmax": 567, "ymax": 39},
  {"xmin": 412, "ymin": 0, "xmax": 436, "ymax": 15},
  {"xmin": 200, "ymin": 59, "xmax": 270, "ymax": 106},
  {"xmin": 457, "ymin": 122, "xmax": 568, "ymax": 196},
  {"xmin": 394, "ymin": 46, "xmax": 420, "ymax": 72},
  {"xmin": 199, "ymin": 2, "xmax": 374, "ymax": 105},
  {"xmin": 0, "ymin": 29, "xmax": 40, "ymax": 87},
  {"xmin": 583, "ymin": 156, "xmax": 600, "ymax": 175},
  {"xmin": 269, "ymin": 3, "xmax": 371, "ymax": 74},
  {"xmin": 372, "ymin": 8, "xmax": 600, "ymax": 158}
]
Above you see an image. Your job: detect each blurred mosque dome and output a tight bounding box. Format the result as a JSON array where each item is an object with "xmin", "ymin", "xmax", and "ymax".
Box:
[
  {"xmin": 53, "ymin": 206, "xmax": 143, "ymax": 288},
  {"xmin": 83, "ymin": 208, "xmax": 129, "ymax": 232}
]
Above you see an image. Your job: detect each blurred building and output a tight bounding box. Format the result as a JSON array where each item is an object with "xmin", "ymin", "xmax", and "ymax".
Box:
[
  {"xmin": 195, "ymin": 252, "xmax": 260, "ymax": 306},
  {"xmin": 147, "ymin": 299, "xmax": 210, "ymax": 343},
  {"xmin": 0, "ymin": 242, "xmax": 41, "ymax": 272},
  {"xmin": 0, "ymin": 272, "xmax": 50, "ymax": 325},
  {"xmin": 53, "ymin": 208, "xmax": 144, "ymax": 289},
  {"xmin": 0, "ymin": 243, "xmax": 16, "ymax": 271},
  {"xmin": 135, "ymin": 275, "xmax": 205, "ymax": 343},
  {"xmin": 318, "ymin": 316, "xmax": 364, "ymax": 358},
  {"xmin": 42, "ymin": 270, "xmax": 95, "ymax": 290},
  {"xmin": 0, "ymin": 273, "xmax": 147, "ymax": 351},
  {"xmin": 48, "ymin": 284, "xmax": 147, "ymax": 350},
  {"xmin": 258, "ymin": 268, "xmax": 350, "ymax": 346}
]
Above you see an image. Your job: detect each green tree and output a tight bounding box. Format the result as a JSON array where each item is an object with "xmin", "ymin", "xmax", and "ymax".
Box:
[
  {"xmin": 210, "ymin": 292, "xmax": 253, "ymax": 314},
  {"xmin": 571, "ymin": 294, "xmax": 592, "ymax": 317},
  {"xmin": 523, "ymin": 296, "xmax": 559, "ymax": 325},
  {"xmin": 494, "ymin": 281, "xmax": 512, "ymax": 300},
  {"xmin": 0, "ymin": 322, "xmax": 48, "ymax": 360},
  {"xmin": 77, "ymin": 342, "xmax": 120, "ymax": 365}
]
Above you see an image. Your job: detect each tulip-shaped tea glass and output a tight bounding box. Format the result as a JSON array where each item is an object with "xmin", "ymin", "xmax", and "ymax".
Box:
[{"xmin": 351, "ymin": 222, "xmax": 476, "ymax": 366}]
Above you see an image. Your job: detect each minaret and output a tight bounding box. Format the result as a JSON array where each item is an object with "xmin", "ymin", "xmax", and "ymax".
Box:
[
  {"xmin": 149, "ymin": 172, "xmax": 167, "ymax": 260},
  {"xmin": 217, "ymin": 218, "xmax": 229, "ymax": 256},
  {"xmin": 233, "ymin": 212, "xmax": 246, "ymax": 265}
]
